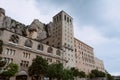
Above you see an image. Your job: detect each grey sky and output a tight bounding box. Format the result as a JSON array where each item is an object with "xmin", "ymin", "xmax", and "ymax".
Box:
[{"xmin": 0, "ymin": 0, "xmax": 120, "ymax": 75}]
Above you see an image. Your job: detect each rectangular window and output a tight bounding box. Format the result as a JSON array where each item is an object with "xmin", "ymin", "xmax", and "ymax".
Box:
[
  {"xmin": 5, "ymin": 48, "xmax": 9, "ymax": 54},
  {"xmin": 64, "ymin": 15, "xmax": 66, "ymax": 20},
  {"xmin": 59, "ymin": 15, "xmax": 61, "ymax": 21},
  {"xmin": 23, "ymin": 52, "xmax": 30, "ymax": 59},
  {"xmin": 5, "ymin": 48, "xmax": 15, "ymax": 55}
]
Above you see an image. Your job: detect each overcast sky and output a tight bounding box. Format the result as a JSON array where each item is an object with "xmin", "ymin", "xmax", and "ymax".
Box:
[{"xmin": 0, "ymin": 0, "xmax": 120, "ymax": 75}]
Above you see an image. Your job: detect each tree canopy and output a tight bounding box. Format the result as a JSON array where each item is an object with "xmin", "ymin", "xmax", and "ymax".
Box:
[
  {"xmin": 0, "ymin": 63, "xmax": 18, "ymax": 80},
  {"xmin": 28, "ymin": 56, "xmax": 48, "ymax": 80},
  {"xmin": 47, "ymin": 63, "xmax": 64, "ymax": 80},
  {"xmin": 89, "ymin": 69, "xmax": 106, "ymax": 79}
]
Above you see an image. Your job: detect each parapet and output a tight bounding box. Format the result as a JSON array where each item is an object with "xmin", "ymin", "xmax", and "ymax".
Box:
[{"xmin": 0, "ymin": 8, "xmax": 5, "ymax": 15}]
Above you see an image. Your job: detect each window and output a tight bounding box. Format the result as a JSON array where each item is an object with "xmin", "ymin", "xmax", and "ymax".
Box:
[
  {"xmin": 64, "ymin": 15, "xmax": 66, "ymax": 20},
  {"xmin": 20, "ymin": 60, "xmax": 29, "ymax": 67},
  {"xmin": 54, "ymin": 18, "xmax": 56, "ymax": 22},
  {"xmin": 9, "ymin": 34, "xmax": 19, "ymax": 43},
  {"xmin": 47, "ymin": 47, "xmax": 53, "ymax": 53},
  {"xmin": 5, "ymin": 48, "xmax": 15, "ymax": 55},
  {"xmin": 67, "ymin": 17, "xmax": 69, "ymax": 23},
  {"xmin": 24, "ymin": 39, "xmax": 33, "ymax": 48},
  {"xmin": 47, "ymin": 58, "xmax": 52, "ymax": 62},
  {"xmin": 4, "ymin": 57, "xmax": 13, "ymax": 64},
  {"xmin": 57, "ymin": 16, "xmax": 58, "ymax": 22},
  {"xmin": 56, "ymin": 50, "xmax": 61, "ymax": 56},
  {"xmin": 56, "ymin": 60, "xmax": 60, "ymax": 63},
  {"xmin": 70, "ymin": 19, "xmax": 71, "ymax": 22},
  {"xmin": 23, "ymin": 52, "xmax": 30, "ymax": 59},
  {"xmin": 58, "ymin": 42, "xmax": 60, "ymax": 46},
  {"xmin": 59, "ymin": 14, "xmax": 61, "ymax": 21},
  {"xmin": 37, "ymin": 44, "xmax": 43, "ymax": 51}
]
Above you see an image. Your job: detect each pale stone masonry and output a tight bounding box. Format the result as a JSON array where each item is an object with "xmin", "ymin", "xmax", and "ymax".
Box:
[
  {"xmin": 74, "ymin": 38, "xmax": 95, "ymax": 74},
  {"xmin": 74, "ymin": 38, "xmax": 105, "ymax": 74},
  {"xmin": 94, "ymin": 57, "xmax": 105, "ymax": 72},
  {"xmin": 42, "ymin": 11, "xmax": 75, "ymax": 68},
  {"xmin": 0, "ymin": 8, "xmax": 105, "ymax": 79}
]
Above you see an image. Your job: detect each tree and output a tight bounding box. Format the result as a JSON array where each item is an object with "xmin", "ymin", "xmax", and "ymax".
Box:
[
  {"xmin": 47, "ymin": 63, "xmax": 63, "ymax": 80},
  {"xmin": 0, "ymin": 63, "xmax": 18, "ymax": 80},
  {"xmin": 88, "ymin": 73, "xmax": 95, "ymax": 79},
  {"xmin": 0, "ymin": 57, "xmax": 6, "ymax": 79},
  {"xmin": 107, "ymin": 73, "xmax": 114, "ymax": 80},
  {"xmin": 47, "ymin": 63, "xmax": 56, "ymax": 80},
  {"xmin": 88, "ymin": 69, "xmax": 106, "ymax": 79},
  {"xmin": 79, "ymin": 71, "xmax": 86, "ymax": 78},
  {"xmin": 70, "ymin": 67, "xmax": 80, "ymax": 80},
  {"xmin": 55, "ymin": 63, "xmax": 63, "ymax": 80},
  {"xmin": 71, "ymin": 67, "xmax": 79, "ymax": 77},
  {"xmin": 28, "ymin": 56, "xmax": 48, "ymax": 80},
  {"xmin": 62, "ymin": 69, "xmax": 74, "ymax": 80}
]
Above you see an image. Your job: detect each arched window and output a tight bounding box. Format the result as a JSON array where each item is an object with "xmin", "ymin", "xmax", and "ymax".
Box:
[
  {"xmin": 56, "ymin": 50, "xmax": 61, "ymax": 56},
  {"xmin": 47, "ymin": 47, "xmax": 53, "ymax": 53},
  {"xmin": 37, "ymin": 44, "xmax": 43, "ymax": 51},
  {"xmin": 24, "ymin": 39, "xmax": 33, "ymax": 48},
  {"xmin": 9, "ymin": 34, "xmax": 19, "ymax": 43}
]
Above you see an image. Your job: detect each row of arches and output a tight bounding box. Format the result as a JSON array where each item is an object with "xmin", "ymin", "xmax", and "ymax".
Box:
[{"xmin": 9, "ymin": 34, "xmax": 61, "ymax": 56}]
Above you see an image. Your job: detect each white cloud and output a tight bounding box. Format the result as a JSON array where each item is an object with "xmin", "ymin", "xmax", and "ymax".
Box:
[
  {"xmin": 74, "ymin": 26, "xmax": 108, "ymax": 46},
  {"xmin": 0, "ymin": 0, "xmax": 42, "ymax": 24},
  {"xmin": 110, "ymin": 72, "xmax": 120, "ymax": 76},
  {"xmin": 0, "ymin": 0, "xmax": 67, "ymax": 25}
]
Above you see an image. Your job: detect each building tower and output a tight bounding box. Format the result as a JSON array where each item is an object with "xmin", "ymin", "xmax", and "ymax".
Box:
[{"xmin": 43, "ymin": 11, "xmax": 75, "ymax": 68}]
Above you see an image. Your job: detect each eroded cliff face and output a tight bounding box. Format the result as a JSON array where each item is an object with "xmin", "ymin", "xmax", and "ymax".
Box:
[
  {"xmin": 28, "ymin": 19, "xmax": 47, "ymax": 40},
  {"xmin": 0, "ymin": 8, "xmax": 52, "ymax": 41}
]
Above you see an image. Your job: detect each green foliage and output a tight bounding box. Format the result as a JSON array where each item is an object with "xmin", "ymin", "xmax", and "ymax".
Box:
[
  {"xmin": 70, "ymin": 67, "xmax": 79, "ymax": 77},
  {"xmin": 89, "ymin": 69, "xmax": 106, "ymax": 78},
  {"xmin": 62, "ymin": 69, "xmax": 74, "ymax": 80},
  {"xmin": 55, "ymin": 63, "xmax": 63, "ymax": 79},
  {"xmin": 79, "ymin": 71, "xmax": 86, "ymax": 78},
  {"xmin": 89, "ymin": 73, "xmax": 95, "ymax": 79},
  {"xmin": 70, "ymin": 67, "xmax": 86, "ymax": 79},
  {"xmin": 107, "ymin": 73, "xmax": 114, "ymax": 80},
  {"xmin": 29, "ymin": 56, "xmax": 87, "ymax": 80},
  {"xmin": 47, "ymin": 63, "xmax": 64, "ymax": 80},
  {"xmin": 1, "ymin": 63, "xmax": 18, "ymax": 79},
  {"xmin": 28, "ymin": 56, "xmax": 48, "ymax": 79},
  {"xmin": 47, "ymin": 63, "xmax": 57, "ymax": 79}
]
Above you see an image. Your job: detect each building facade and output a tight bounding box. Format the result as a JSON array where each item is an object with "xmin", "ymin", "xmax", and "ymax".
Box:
[
  {"xmin": 0, "ymin": 8, "xmax": 105, "ymax": 79},
  {"xmin": 74, "ymin": 38, "xmax": 105, "ymax": 74},
  {"xmin": 74, "ymin": 38, "xmax": 95, "ymax": 74},
  {"xmin": 94, "ymin": 57, "xmax": 105, "ymax": 72},
  {"xmin": 42, "ymin": 11, "xmax": 75, "ymax": 68}
]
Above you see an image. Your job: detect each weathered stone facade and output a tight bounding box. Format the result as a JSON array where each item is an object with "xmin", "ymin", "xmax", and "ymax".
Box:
[
  {"xmin": 0, "ymin": 8, "xmax": 105, "ymax": 80},
  {"xmin": 0, "ymin": 8, "xmax": 66, "ymax": 80}
]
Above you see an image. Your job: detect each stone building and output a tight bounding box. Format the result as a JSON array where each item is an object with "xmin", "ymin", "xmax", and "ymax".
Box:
[
  {"xmin": 0, "ymin": 7, "xmax": 105, "ymax": 79},
  {"xmin": 74, "ymin": 38, "xmax": 105, "ymax": 74},
  {"xmin": 0, "ymin": 8, "xmax": 66, "ymax": 80},
  {"xmin": 42, "ymin": 11, "xmax": 75, "ymax": 68},
  {"xmin": 74, "ymin": 38, "xmax": 95, "ymax": 74},
  {"xmin": 94, "ymin": 57, "xmax": 105, "ymax": 72}
]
